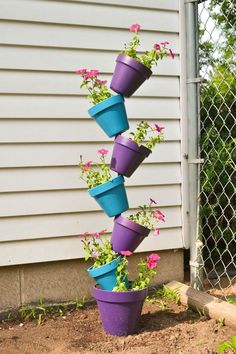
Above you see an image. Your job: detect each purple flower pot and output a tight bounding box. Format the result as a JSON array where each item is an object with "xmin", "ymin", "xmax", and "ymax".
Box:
[
  {"xmin": 111, "ymin": 215, "xmax": 150, "ymax": 253},
  {"xmin": 110, "ymin": 135, "xmax": 151, "ymax": 177},
  {"xmin": 93, "ymin": 285, "xmax": 148, "ymax": 336},
  {"xmin": 110, "ymin": 54, "xmax": 152, "ymax": 97}
]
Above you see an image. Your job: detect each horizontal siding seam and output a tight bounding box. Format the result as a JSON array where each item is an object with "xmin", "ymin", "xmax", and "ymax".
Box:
[
  {"xmin": 0, "ymin": 226, "xmax": 182, "ymax": 243},
  {"xmin": 0, "ymin": 203, "xmax": 182, "ymax": 217},
  {"xmin": 52, "ymin": 0, "xmax": 179, "ymax": 12},
  {"xmin": 0, "ymin": 182, "xmax": 182, "ymax": 194},
  {"xmin": 0, "ymin": 18, "xmax": 179, "ymax": 34},
  {"xmin": 0, "ymin": 68, "xmax": 179, "ymax": 77}
]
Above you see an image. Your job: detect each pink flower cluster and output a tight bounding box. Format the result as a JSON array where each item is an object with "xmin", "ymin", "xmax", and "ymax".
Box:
[
  {"xmin": 98, "ymin": 148, "xmax": 109, "ymax": 156},
  {"xmin": 128, "ymin": 23, "xmax": 175, "ymax": 60},
  {"xmin": 79, "ymin": 229, "xmax": 107, "ymax": 238},
  {"xmin": 154, "ymin": 42, "xmax": 174, "ymax": 59},
  {"xmin": 129, "ymin": 23, "xmax": 141, "ymax": 32},
  {"xmin": 154, "ymin": 210, "xmax": 165, "ymax": 222},
  {"xmin": 76, "ymin": 69, "xmax": 101, "ymax": 80},
  {"xmin": 82, "ymin": 149, "xmax": 109, "ymax": 172},
  {"xmin": 120, "ymin": 250, "xmax": 133, "ymax": 257},
  {"xmin": 147, "ymin": 253, "xmax": 160, "ymax": 269},
  {"xmin": 83, "ymin": 160, "xmax": 93, "ymax": 172},
  {"xmin": 154, "ymin": 124, "xmax": 164, "ymax": 133}
]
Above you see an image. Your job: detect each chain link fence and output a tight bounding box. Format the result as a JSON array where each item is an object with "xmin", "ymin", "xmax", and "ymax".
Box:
[{"xmin": 197, "ymin": 0, "xmax": 236, "ymax": 300}]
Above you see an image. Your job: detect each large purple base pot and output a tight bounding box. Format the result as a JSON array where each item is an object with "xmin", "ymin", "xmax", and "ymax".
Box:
[
  {"xmin": 110, "ymin": 54, "xmax": 152, "ymax": 97},
  {"xmin": 93, "ymin": 285, "xmax": 148, "ymax": 336},
  {"xmin": 111, "ymin": 215, "xmax": 150, "ymax": 253},
  {"xmin": 110, "ymin": 135, "xmax": 151, "ymax": 177}
]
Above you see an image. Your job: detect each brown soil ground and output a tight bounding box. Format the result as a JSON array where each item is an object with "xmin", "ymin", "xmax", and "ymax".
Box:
[{"xmin": 0, "ymin": 295, "xmax": 235, "ymax": 354}]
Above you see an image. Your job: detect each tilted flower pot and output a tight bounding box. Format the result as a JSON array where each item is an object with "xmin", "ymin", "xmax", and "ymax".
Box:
[
  {"xmin": 88, "ymin": 175, "xmax": 129, "ymax": 217},
  {"xmin": 88, "ymin": 256, "xmax": 128, "ymax": 291},
  {"xmin": 111, "ymin": 215, "xmax": 150, "ymax": 253},
  {"xmin": 110, "ymin": 135, "xmax": 151, "ymax": 177},
  {"xmin": 88, "ymin": 94, "xmax": 129, "ymax": 137},
  {"xmin": 110, "ymin": 54, "xmax": 152, "ymax": 97},
  {"xmin": 93, "ymin": 285, "xmax": 148, "ymax": 336}
]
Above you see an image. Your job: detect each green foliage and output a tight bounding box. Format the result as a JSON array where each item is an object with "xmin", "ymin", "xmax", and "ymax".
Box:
[
  {"xmin": 123, "ymin": 31, "xmax": 140, "ymax": 61},
  {"xmin": 129, "ymin": 120, "xmax": 164, "ymax": 150},
  {"xmin": 217, "ymin": 336, "xmax": 236, "ymax": 353},
  {"xmin": 226, "ymin": 296, "xmax": 236, "ymax": 305},
  {"xmin": 76, "ymin": 69, "xmax": 112, "ymax": 105},
  {"xmin": 74, "ymin": 296, "xmax": 86, "ymax": 310},
  {"xmin": 79, "ymin": 151, "xmax": 111, "ymax": 189},
  {"xmin": 122, "ymin": 26, "xmax": 173, "ymax": 69},
  {"xmin": 199, "ymin": 0, "xmax": 236, "ymax": 261},
  {"xmin": 156, "ymin": 285, "xmax": 180, "ymax": 304},
  {"xmin": 114, "ymin": 254, "xmax": 160, "ymax": 292},
  {"xmin": 128, "ymin": 199, "xmax": 165, "ymax": 232},
  {"xmin": 19, "ymin": 297, "xmax": 47, "ymax": 325},
  {"xmin": 145, "ymin": 294, "xmax": 168, "ymax": 310},
  {"xmin": 131, "ymin": 258, "xmax": 157, "ymax": 291},
  {"xmin": 112, "ymin": 257, "xmax": 129, "ymax": 292},
  {"xmin": 81, "ymin": 233, "xmax": 117, "ymax": 268},
  {"xmin": 217, "ymin": 318, "xmax": 226, "ymax": 327}
]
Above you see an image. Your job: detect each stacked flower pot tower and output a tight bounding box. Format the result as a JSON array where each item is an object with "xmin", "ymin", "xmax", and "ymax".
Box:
[{"xmin": 78, "ymin": 25, "xmax": 174, "ymax": 337}]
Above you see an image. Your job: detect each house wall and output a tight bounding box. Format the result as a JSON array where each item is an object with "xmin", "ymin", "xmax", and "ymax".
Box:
[{"xmin": 0, "ymin": 0, "xmax": 186, "ymax": 310}]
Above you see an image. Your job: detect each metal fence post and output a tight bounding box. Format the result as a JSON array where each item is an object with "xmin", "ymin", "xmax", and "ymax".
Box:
[{"xmin": 185, "ymin": 0, "xmax": 203, "ymax": 289}]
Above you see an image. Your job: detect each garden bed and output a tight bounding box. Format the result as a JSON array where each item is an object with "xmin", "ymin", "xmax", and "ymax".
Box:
[{"xmin": 0, "ymin": 289, "xmax": 235, "ymax": 354}]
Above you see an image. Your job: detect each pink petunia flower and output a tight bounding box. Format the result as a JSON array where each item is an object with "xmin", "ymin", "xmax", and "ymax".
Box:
[
  {"xmin": 148, "ymin": 253, "xmax": 161, "ymax": 262},
  {"xmin": 154, "ymin": 228, "xmax": 160, "ymax": 236},
  {"xmin": 99, "ymin": 228, "xmax": 107, "ymax": 234},
  {"xmin": 83, "ymin": 160, "xmax": 93, "ymax": 171},
  {"xmin": 75, "ymin": 68, "xmax": 87, "ymax": 74},
  {"xmin": 91, "ymin": 251, "xmax": 98, "ymax": 258},
  {"xmin": 84, "ymin": 69, "xmax": 100, "ymax": 80},
  {"xmin": 90, "ymin": 69, "xmax": 99, "ymax": 76},
  {"xmin": 98, "ymin": 148, "xmax": 109, "ymax": 155},
  {"xmin": 147, "ymin": 253, "xmax": 160, "ymax": 269},
  {"xmin": 160, "ymin": 41, "xmax": 170, "ymax": 46},
  {"xmin": 154, "ymin": 124, "xmax": 164, "ymax": 133},
  {"xmin": 97, "ymin": 79, "xmax": 107, "ymax": 86},
  {"xmin": 120, "ymin": 250, "xmax": 133, "ymax": 257},
  {"xmin": 93, "ymin": 232, "xmax": 100, "ymax": 238},
  {"xmin": 154, "ymin": 43, "xmax": 161, "ymax": 51},
  {"xmin": 154, "ymin": 210, "xmax": 165, "ymax": 222},
  {"xmin": 169, "ymin": 48, "xmax": 175, "ymax": 60},
  {"xmin": 150, "ymin": 198, "xmax": 158, "ymax": 205},
  {"xmin": 129, "ymin": 23, "xmax": 141, "ymax": 33},
  {"xmin": 79, "ymin": 231, "xmax": 91, "ymax": 238},
  {"xmin": 147, "ymin": 259, "xmax": 157, "ymax": 269}
]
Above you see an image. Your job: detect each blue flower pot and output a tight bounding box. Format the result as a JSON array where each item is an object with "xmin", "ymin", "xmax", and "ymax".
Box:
[
  {"xmin": 88, "ymin": 175, "xmax": 129, "ymax": 217},
  {"xmin": 88, "ymin": 94, "xmax": 129, "ymax": 138},
  {"xmin": 88, "ymin": 256, "xmax": 129, "ymax": 291}
]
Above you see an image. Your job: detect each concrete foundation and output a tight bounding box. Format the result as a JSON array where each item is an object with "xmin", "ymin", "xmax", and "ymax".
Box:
[{"xmin": 0, "ymin": 249, "xmax": 184, "ymax": 312}]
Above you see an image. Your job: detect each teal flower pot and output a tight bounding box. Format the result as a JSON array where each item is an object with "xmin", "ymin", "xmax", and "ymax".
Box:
[
  {"xmin": 88, "ymin": 94, "xmax": 129, "ymax": 138},
  {"xmin": 88, "ymin": 256, "xmax": 128, "ymax": 291},
  {"xmin": 88, "ymin": 175, "xmax": 129, "ymax": 217}
]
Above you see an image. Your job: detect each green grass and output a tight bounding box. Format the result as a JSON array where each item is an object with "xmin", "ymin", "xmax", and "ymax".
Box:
[
  {"xmin": 156, "ymin": 285, "xmax": 180, "ymax": 304},
  {"xmin": 17, "ymin": 296, "xmax": 87, "ymax": 325},
  {"xmin": 217, "ymin": 336, "xmax": 236, "ymax": 353}
]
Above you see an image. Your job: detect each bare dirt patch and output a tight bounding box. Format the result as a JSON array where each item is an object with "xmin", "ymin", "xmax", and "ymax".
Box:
[{"xmin": 0, "ymin": 297, "xmax": 235, "ymax": 354}]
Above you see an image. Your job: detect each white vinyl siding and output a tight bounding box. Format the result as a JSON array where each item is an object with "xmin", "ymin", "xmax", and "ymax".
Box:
[{"xmin": 0, "ymin": 0, "xmax": 185, "ymax": 266}]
